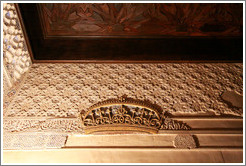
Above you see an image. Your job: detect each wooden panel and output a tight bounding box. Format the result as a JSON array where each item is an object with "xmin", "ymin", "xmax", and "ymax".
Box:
[
  {"xmin": 198, "ymin": 134, "xmax": 243, "ymax": 147},
  {"xmin": 171, "ymin": 118, "xmax": 243, "ymax": 130},
  {"xmin": 65, "ymin": 134, "xmax": 175, "ymax": 147},
  {"xmin": 65, "ymin": 134, "xmax": 243, "ymax": 148},
  {"xmin": 3, "ymin": 149, "xmax": 243, "ymax": 163},
  {"xmin": 17, "ymin": 3, "xmax": 243, "ymax": 62},
  {"xmin": 39, "ymin": 3, "xmax": 243, "ymax": 37}
]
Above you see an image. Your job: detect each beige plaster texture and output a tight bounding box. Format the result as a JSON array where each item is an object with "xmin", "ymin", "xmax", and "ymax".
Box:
[{"xmin": 221, "ymin": 91, "xmax": 243, "ymax": 108}]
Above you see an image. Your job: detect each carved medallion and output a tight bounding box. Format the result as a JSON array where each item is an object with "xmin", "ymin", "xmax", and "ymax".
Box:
[{"xmin": 80, "ymin": 95, "xmax": 190, "ymax": 134}]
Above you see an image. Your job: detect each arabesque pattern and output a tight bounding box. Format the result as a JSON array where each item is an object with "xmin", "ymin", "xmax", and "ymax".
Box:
[
  {"xmin": 4, "ymin": 63, "xmax": 243, "ymax": 122},
  {"xmin": 81, "ymin": 96, "xmax": 190, "ymax": 134}
]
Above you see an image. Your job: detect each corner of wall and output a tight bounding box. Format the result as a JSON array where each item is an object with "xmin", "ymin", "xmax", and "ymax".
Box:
[{"xmin": 3, "ymin": 3, "xmax": 32, "ymax": 109}]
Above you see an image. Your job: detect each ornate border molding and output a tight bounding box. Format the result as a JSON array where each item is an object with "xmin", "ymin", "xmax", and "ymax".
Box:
[{"xmin": 80, "ymin": 95, "xmax": 190, "ymax": 134}]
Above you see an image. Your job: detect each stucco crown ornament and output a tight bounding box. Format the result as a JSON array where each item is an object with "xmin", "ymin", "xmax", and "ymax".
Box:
[{"xmin": 80, "ymin": 95, "xmax": 190, "ymax": 134}]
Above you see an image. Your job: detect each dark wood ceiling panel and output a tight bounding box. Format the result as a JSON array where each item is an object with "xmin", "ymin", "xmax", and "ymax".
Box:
[
  {"xmin": 17, "ymin": 3, "xmax": 243, "ymax": 62},
  {"xmin": 40, "ymin": 3, "xmax": 243, "ymax": 37}
]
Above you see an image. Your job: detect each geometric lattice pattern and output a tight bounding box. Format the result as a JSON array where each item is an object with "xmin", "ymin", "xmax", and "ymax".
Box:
[
  {"xmin": 3, "ymin": 133, "xmax": 67, "ymax": 149},
  {"xmin": 4, "ymin": 63, "xmax": 243, "ymax": 118}
]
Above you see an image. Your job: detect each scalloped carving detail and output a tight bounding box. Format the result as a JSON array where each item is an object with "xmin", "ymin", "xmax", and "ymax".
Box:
[{"xmin": 80, "ymin": 96, "xmax": 190, "ymax": 134}]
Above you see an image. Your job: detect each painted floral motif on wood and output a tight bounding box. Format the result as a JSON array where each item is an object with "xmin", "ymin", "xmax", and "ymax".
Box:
[{"xmin": 40, "ymin": 3, "xmax": 243, "ymax": 36}]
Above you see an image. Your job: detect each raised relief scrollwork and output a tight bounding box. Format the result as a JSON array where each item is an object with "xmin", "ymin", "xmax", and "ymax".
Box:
[{"xmin": 80, "ymin": 95, "xmax": 190, "ymax": 134}]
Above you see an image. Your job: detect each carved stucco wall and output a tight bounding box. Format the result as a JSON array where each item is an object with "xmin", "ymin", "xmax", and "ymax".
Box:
[
  {"xmin": 3, "ymin": 3, "xmax": 32, "ymax": 109},
  {"xmin": 2, "ymin": 4, "xmax": 243, "ymax": 155},
  {"xmin": 3, "ymin": 63, "xmax": 243, "ymax": 134}
]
